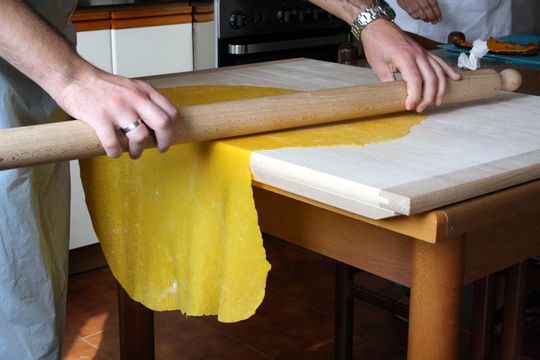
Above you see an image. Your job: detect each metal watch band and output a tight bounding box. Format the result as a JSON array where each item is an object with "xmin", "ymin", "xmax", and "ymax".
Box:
[{"xmin": 351, "ymin": 0, "xmax": 396, "ymax": 40}]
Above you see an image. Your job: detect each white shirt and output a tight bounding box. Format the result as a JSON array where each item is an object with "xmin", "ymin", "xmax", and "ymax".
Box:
[{"xmin": 386, "ymin": 0, "xmax": 512, "ymax": 43}]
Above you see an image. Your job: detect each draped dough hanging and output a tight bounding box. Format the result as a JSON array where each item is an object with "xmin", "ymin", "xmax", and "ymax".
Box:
[{"xmin": 80, "ymin": 85, "xmax": 425, "ymax": 322}]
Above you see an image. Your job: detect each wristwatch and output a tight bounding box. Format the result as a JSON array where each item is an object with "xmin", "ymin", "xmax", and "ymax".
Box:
[{"xmin": 351, "ymin": 0, "xmax": 396, "ymax": 40}]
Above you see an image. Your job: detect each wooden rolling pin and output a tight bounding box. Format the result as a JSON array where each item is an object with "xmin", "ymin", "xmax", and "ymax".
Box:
[{"xmin": 0, "ymin": 68, "xmax": 521, "ymax": 170}]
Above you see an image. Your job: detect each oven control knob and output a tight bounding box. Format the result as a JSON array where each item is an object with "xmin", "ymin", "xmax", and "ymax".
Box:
[
  {"xmin": 290, "ymin": 9, "xmax": 299, "ymax": 23},
  {"xmin": 297, "ymin": 9, "xmax": 305, "ymax": 23},
  {"xmin": 312, "ymin": 8, "xmax": 321, "ymax": 21},
  {"xmin": 277, "ymin": 9, "xmax": 291, "ymax": 24},
  {"xmin": 229, "ymin": 11, "xmax": 245, "ymax": 29}
]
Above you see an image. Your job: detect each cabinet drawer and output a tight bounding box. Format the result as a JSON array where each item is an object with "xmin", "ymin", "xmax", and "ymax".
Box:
[
  {"xmin": 111, "ymin": 23, "xmax": 193, "ymax": 78},
  {"xmin": 77, "ymin": 29, "xmax": 113, "ymax": 73}
]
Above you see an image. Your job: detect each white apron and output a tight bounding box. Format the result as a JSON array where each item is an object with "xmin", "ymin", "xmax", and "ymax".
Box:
[
  {"xmin": 0, "ymin": 1, "xmax": 76, "ymax": 359},
  {"xmin": 387, "ymin": 0, "xmax": 512, "ymax": 43}
]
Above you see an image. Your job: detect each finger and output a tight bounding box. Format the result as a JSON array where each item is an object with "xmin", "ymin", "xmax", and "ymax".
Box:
[
  {"xmin": 136, "ymin": 81, "xmax": 180, "ymax": 120},
  {"xmin": 93, "ymin": 121, "xmax": 123, "ymax": 158},
  {"xmin": 411, "ymin": 1, "xmax": 431, "ymax": 22},
  {"xmin": 428, "ymin": 0, "xmax": 442, "ymax": 21},
  {"xmin": 135, "ymin": 100, "xmax": 174, "ymax": 153},
  {"xmin": 429, "ymin": 54, "xmax": 461, "ymax": 80},
  {"xmin": 414, "ymin": 56, "xmax": 438, "ymax": 112},
  {"xmin": 394, "ymin": 55, "xmax": 423, "ymax": 111},
  {"xmin": 119, "ymin": 118, "xmax": 150, "ymax": 160},
  {"xmin": 417, "ymin": 0, "xmax": 438, "ymax": 22},
  {"xmin": 427, "ymin": 56, "xmax": 446, "ymax": 105}
]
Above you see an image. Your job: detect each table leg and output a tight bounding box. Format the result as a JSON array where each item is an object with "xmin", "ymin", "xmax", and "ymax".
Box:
[
  {"xmin": 117, "ymin": 281, "xmax": 155, "ymax": 360},
  {"xmin": 335, "ymin": 261, "xmax": 354, "ymax": 360},
  {"xmin": 471, "ymin": 275, "xmax": 496, "ymax": 360},
  {"xmin": 500, "ymin": 261, "xmax": 528, "ymax": 360},
  {"xmin": 408, "ymin": 235, "xmax": 466, "ymax": 360}
]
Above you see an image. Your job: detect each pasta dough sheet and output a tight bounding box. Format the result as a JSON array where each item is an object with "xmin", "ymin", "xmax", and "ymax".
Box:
[{"xmin": 80, "ymin": 85, "xmax": 425, "ymax": 322}]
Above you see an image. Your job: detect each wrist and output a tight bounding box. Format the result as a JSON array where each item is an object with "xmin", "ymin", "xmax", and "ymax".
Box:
[
  {"xmin": 45, "ymin": 58, "xmax": 98, "ymax": 100},
  {"xmin": 350, "ymin": 0, "xmax": 396, "ymax": 40}
]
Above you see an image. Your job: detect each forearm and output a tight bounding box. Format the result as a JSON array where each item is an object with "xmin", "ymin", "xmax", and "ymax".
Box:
[
  {"xmin": 0, "ymin": 0, "xmax": 93, "ymax": 100},
  {"xmin": 307, "ymin": 0, "xmax": 372, "ymax": 24}
]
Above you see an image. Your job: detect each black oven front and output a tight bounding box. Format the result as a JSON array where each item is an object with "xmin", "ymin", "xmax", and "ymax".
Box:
[{"xmin": 217, "ymin": 0, "xmax": 349, "ymax": 67}]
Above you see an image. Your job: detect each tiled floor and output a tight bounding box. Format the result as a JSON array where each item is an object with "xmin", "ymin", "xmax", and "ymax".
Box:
[{"xmin": 63, "ymin": 236, "xmax": 540, "ymax": 359}]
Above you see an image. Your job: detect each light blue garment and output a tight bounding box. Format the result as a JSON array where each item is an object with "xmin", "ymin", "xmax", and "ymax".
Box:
[{"xmin": 0, "ymin": 1, "xmax": 76, "ymax": 359}]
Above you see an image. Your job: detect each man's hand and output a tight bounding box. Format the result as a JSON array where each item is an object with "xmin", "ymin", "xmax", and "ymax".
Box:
[
  {"xmin": 362, "ymin": 19, "xmax": 460, "ymax": 112},
  {"xmin": 397, "ymin": 0, "xmax": 442, "ymax": 24},
  {"xmin": 307, "ymin": 0, "xmax": 458, "ymax": 112},
  {"xmin": 0, "ymin": 0, "xmax": 179, "ymax": 160},
  {"xmin": 58, "ymin": 67, "xmax": 179, "ymax": 159}
]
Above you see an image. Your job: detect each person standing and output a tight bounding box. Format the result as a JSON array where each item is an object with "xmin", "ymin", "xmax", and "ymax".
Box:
[
  {"xmin": 0, "ymin": 1, "xmax": 178, "ymax": 358},
  {"xmin": 386, "ymin": 0, "xmax": 512, "ymax": 42}
]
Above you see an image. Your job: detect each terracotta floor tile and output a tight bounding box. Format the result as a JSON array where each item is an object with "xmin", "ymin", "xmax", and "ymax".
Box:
[
  {"xmin": 247, "ymin": 314, "xmax": 334, "ymax": 359},
  {"xmin": 62, "ymin": 337, "xmax": 102, "ymax": 360},
  {"xmin": 353, "ymin": 300, "xmax": 408, "ymax": 348},
  {"xmin": 65, "ymin": 268, "xmax": 118, "ymax": 338},
  {"xmin": 201, "ymin": 290, "xmax": 324, "ymax": 343},
  {"xmin": 264, "ymin": 235, "xmax": 326, "ymax": 284},
  {"xmin": 269, "ymin": 259, "xmax": 336, "ymax": 313},
  {"xmin": 65, "ymin": 295, "xmax": 118, "ymax": 338},
  {"xmin": 249, "ymin": 314, "xmax": 406, "ymax": 360},
  {"xmin": 63, "ymin": 245, "xmax": 540, "ymax": 360},
  {"xmin": 79, "ymin": 329, "xmax": 119, "ymax": 359}
]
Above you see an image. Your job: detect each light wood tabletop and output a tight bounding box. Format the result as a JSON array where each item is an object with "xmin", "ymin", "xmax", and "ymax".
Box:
[{"xmin": 116, "ymin": 59, "xmax": 540, "ymax": 360}]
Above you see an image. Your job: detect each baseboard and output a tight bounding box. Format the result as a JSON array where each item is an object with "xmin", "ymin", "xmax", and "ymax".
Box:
[{"xmin": 69, "ymin": 243, "xmax": 108, "ymax": 276}]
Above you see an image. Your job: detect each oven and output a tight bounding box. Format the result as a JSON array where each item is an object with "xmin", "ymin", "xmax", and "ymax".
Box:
[{"xmin": 216, "ymin": 0, "xmax": 349, "ymax": 67}]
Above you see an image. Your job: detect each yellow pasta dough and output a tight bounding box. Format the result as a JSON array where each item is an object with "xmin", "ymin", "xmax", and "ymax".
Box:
[{"xmin": 80, "ymin": 85, "xmax": 425, "ymax": 322}]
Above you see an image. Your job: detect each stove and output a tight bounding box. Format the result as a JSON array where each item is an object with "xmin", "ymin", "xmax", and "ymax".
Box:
[{"xmin": 216, "ymin": 0, "xmax": 349, "ymax": 67}]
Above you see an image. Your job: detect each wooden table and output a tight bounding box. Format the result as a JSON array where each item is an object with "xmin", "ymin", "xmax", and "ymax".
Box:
[{"xmin": 117, "ymin": 59, "xmax": 540, "ymax": 360}]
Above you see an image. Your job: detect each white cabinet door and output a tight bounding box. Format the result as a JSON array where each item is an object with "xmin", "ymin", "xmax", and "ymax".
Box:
[
  {"xmin": 69, "ymin": 161, "xmax": 99, "ymax": 249},
  {"xmin": 76, "ymin": 29, "xmax": 113, "ymax": 73},
  {"xmin": 112, "ymin": 23, "xmax": 193, "ymax": 78},
  {"xmin": 72, "ymin": 30, "xmax": 111, "ymax": 249},
  {"xmin": 193, "ymin": 20, "xmax": 216, "ymax": 70}
]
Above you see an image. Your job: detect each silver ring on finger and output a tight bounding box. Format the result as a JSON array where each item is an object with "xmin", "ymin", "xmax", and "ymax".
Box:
[{"xmin": 121, "ymin": 119, "xmax": 143, "ymax": 134}]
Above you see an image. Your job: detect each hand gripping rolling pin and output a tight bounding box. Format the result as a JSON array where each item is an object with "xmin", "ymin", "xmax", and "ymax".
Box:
[{"xmin": 0, "ymin": 69, "xmax": 522, "ymax": 170}]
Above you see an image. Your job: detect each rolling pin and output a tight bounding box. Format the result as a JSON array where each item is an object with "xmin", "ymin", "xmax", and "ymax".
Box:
[{"xmin": 0, "ymin": 68, "xmax": 521, "ymax": 170}]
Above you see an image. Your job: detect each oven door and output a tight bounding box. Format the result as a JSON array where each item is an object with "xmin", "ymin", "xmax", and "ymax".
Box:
[{"xmin": 218, "ymin": 31, "xmax": 348, "ymax": 67}]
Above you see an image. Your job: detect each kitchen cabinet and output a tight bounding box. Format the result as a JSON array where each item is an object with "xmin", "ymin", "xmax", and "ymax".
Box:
[
  {"xmin": 72, "ymin": 10, "xmax": 113, "ymax": 72},
  {"xmin": 111, "ymin": 5, "xmax": 193, "ymax": 77},
  {"xmin": 73, "ymin": 4, "xmax": 194, "ymax": 77},
  {"xmin": 192, "ymin": 3, "xmax": 216, "ymax": 70}
]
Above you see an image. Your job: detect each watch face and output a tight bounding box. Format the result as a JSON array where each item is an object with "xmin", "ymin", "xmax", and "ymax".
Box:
[{"xmin": 379, "ymin": 0, "xmax": 396, "ymax": 19}]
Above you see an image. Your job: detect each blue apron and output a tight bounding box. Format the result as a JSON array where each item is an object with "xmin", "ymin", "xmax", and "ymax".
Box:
[{"xmin": 0, "ymin": 1, "xmax": 76, "ymax": 358}]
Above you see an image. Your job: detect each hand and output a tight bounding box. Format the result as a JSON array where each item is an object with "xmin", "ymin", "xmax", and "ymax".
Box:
[
  {"xmin": 361, "ymin": 19, "xmax": 460, "ymax": 112},
  {"xmin": 57, "ymin": 67, "xmax": 179, "ymax": 159},
  {"xmin": 397, "ymin": 0, "xmax": 442, "ymax": 24}
]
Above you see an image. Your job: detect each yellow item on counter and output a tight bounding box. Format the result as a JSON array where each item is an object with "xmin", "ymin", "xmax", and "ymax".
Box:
[{"xmin": 80, "ymin": 85, "xmax": 425, "ymax": 322}]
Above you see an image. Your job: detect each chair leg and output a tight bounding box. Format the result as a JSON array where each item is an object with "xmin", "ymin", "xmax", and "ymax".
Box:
[
  {"xmin": 335, "ymin": 261, "xmax": 355, "ymax": 360},
  {"xmin": 471, "ymin": 275, "xmax": 496, "ymax": 360},
  {"xmin": 117, "ymin": 281, "xmax": 155, "ymax": 360},
  {"xmin": 500, "ymin": 261, "xmax": 528, "ymax": 360}
]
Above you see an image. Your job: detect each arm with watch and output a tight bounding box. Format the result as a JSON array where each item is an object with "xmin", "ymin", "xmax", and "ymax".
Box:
[{"xmin": 308, "ymin": 0, "xmax": 460, "ymax": 113}]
